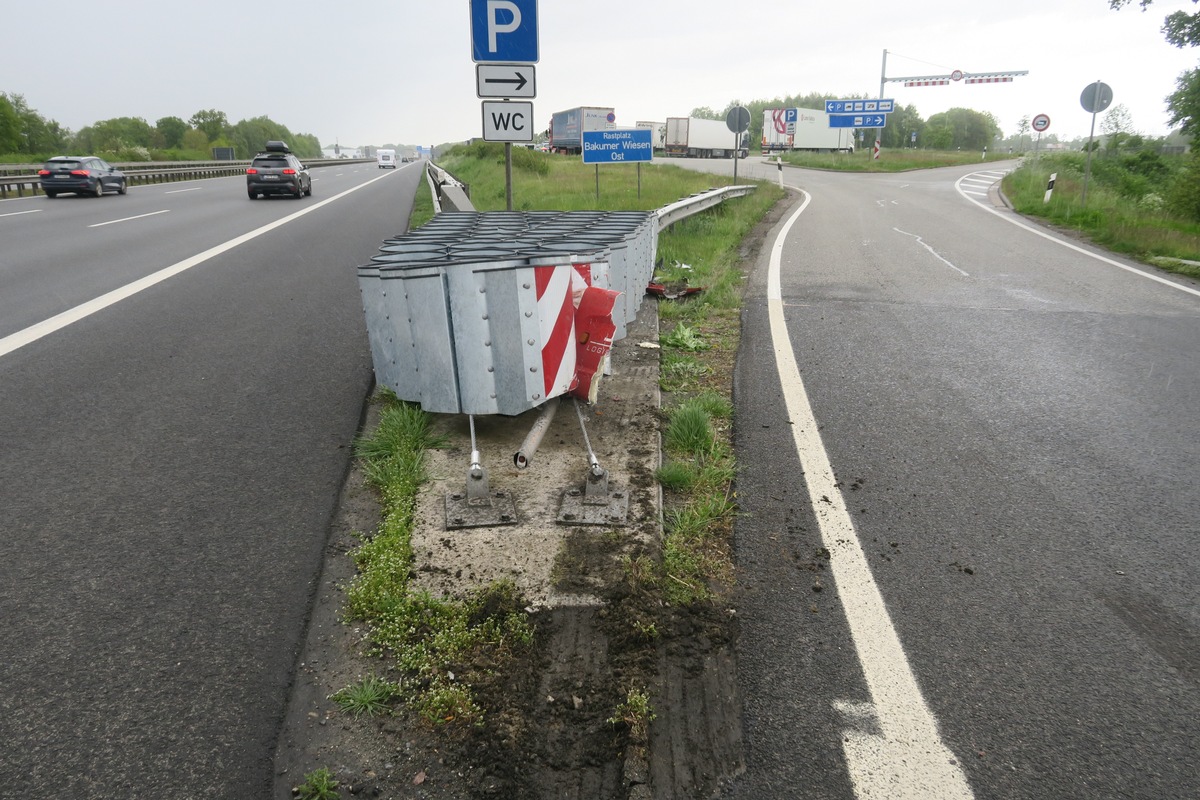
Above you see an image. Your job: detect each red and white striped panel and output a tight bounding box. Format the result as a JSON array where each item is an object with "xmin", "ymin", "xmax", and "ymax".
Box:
[
  {"xmin": 534, "ymin": 264, "xmax": 577, "ymax": 399},
  {"xmin": 965, "ymin": 77, "xmax": 1013, "ymax": 84},
  {"xmin": 905, "ymin": 80, "xmax": 949, "ymax": 87}
]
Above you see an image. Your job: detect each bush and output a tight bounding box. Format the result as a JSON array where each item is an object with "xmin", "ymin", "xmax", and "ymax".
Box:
[{"xmin": 1166, "ymin": 153, "xmax": 1200, "ymax": 222}]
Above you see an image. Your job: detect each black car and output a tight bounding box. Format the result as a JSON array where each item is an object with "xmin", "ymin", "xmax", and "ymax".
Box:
[
  {"xmin": 38, "ymin": 156, "xmax": 127, "ymax": 198},
  {"xmin": 246, "ymin": 141, "xmax": 311, "ymax": 199}
]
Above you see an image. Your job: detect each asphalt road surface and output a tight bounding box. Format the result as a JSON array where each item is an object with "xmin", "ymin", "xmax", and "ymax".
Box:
[
  {"xmin": 696, "ymin": 157, "xmax": 1198, "ymax": 800},
  {"xmin": 0, "ymin": 161, "xmax": 421, "ymax": 798}
]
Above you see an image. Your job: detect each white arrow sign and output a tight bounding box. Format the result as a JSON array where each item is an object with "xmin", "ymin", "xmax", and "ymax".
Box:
[{"xmin": 476, "ymin": 63, "xmax": 537, "ymax": 98}]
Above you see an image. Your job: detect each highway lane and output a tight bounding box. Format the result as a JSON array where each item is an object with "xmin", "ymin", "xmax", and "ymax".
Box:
[
  {"xmin": 0, "ymin": 162, "xmax": 395, "ymax": 339},
  {"xmin": 0, "ymin": 161, "xmax": 422, "ymax": 798},
  {"xmin": 682, "ymin": 158, "xmax": 1199, "ymax": 799}
]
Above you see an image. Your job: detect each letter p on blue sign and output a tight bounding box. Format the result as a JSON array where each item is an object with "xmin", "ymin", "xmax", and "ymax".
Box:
[{"xmin": 471, "ymin": 0, "xmax": 539, "ymax": 63}]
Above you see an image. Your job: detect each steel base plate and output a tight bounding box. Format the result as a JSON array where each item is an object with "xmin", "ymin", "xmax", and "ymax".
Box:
[
  {"xmin": 557, "ymin": 486, "xmax": 629, "ymax": 526},
  {"xmin": 445, "ymin": 491, "xmax": 519, "ymax": 529}
]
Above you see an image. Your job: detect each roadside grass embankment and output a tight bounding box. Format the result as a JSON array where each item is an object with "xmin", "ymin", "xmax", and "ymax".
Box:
[
  {"xmin": 334, "ymin": 142, "xmax": 784, "ymax": 759},
  {"xmin": 1003, "ymin": 152, "xmax": 1200, "ymax": 279},
  {"xmin": 778, "ymin": 147, "xmax": 1014, "ymax": 172}
]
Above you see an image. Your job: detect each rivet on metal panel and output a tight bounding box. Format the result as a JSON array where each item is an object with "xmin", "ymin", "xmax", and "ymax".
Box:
[
  {"xmin": 523, "ymin": 283, "xmax": 531, "ymax": 289},
  {"xmin": 525, "ymin": 311, "xmax": 533, "ymax": 318},
  {"xmin": 482, "ymin": 314, "xmax": 489, "ymax": 320},
  {"xmin": 478, "ymin": 287, "xmax": 486, "ymax": 293},
  {"xmin": 527, "ymin": 339, "xmax": 535, "ymax": 345},
  {"xmin": 488, "ymin": 366, "xmax": 495, "ymax": 373},
  {"xmin": 532, "ymin": 393, "xmax": 540, "ymax": 399},
  {"xmin": 484, "ymin": 340, "xmax": 491, "ymax": 346},
  {"xmin": 530, "ymin": 367, "xmax": 538, "ymax": 373}
]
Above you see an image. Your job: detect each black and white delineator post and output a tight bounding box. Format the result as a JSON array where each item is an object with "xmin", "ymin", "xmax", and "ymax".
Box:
[{"xmin": 1043, "ymin": 173, "xmax": 1057, "ymax": 204}]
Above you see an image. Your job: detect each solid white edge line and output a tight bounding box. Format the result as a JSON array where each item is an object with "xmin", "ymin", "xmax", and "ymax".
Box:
[
  {"xmin": 0, "ymin": 171, "xmax": 395, "ymax": 360},
  {"xmin": 769, "ymin": 188, "xmax": 974, "ymax": 799},
  {"xmin": 0, "ymin": 208, "xmax": 41, "ymax": 218},
  {"xmin": 956, "ymin": 172, "xmax": 1200, "ymax": 299}
]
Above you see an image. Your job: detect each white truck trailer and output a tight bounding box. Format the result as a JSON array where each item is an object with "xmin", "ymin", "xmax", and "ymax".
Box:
[
  {"xmin": 761, "ymin": 108, "xmax": 856, "ymax": 153},
  {"xmin": 636, "ymin": 120, "xmax": 666, "ymax": 151},
  {"xmin": 664, "ymin": 117, "xmax": 747, "ymax": 158}
]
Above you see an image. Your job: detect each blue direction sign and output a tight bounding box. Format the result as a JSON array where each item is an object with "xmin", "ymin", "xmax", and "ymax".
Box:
[
  {"xmin": 582, "ymin": 128, "xmax": 653, "ymax": 164},
  {"xmin": 825, "ymin": 99, "xmax": 895, "ymax": 115},
  {"xmin": 471, "ymin": 0, "xmax": 538, "ymax": 63},
  {"xmin": 829, "ymin": 114, "xmax": 887, "ymax": 128}
]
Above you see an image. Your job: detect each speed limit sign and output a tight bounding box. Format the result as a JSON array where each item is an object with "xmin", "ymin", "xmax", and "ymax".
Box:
[{"xmin": 1032, "ymin": 113, "xmax": 1051, "ymax": 133}]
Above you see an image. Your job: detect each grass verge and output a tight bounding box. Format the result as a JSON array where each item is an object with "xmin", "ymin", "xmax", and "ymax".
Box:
[
  {"xmin": 1003, "ymin": 153, "xmax": 1200, "ymax": 278},
  {"xmin": 777, "ymin": 147, "xmax": 1013, "ymax": 172},
  {"xmin": 343, "ymin": 390, "xmax": 536, "ymax": 726}
]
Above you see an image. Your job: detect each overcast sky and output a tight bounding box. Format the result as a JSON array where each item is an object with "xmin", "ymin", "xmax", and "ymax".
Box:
[{"xmin": 6, "ymin": 1, "xmax": 1197, "ymax": 148}]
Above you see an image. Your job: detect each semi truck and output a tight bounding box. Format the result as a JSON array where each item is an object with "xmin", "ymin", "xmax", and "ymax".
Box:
[
  {"xmin": 549, "ymin": 106, "xmax": 614, "ymax": 154},
  {"xmin": 636, "ymin": 121, "xmax": 666, "ymax": 151},
  {"xmin": 664, "ymin": 117, "xmax": 747, "ymax": 158},
  {"xmin": 761, "ymin": 107, "xmax": 856, "ymax": 153}
]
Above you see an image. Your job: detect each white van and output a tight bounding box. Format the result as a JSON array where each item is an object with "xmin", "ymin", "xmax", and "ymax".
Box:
[{"xmin": 377, "ymin": 149, "xmax": 397, "ymax": 169}]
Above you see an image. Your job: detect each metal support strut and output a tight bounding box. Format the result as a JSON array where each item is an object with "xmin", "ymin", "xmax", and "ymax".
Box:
[
  {"xmin": 557, "ymin": 398, "xmax": 628, "ymax": 525},
  {"xmin": 445, "ymin": 415, "xmax": 518, "ymax": 529},
  {"xmin": 513, "ymin": 397, "xmax": 560, "ymax": 470}
]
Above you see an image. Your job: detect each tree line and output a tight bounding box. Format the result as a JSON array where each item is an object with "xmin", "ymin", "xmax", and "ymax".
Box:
[{"xmin": 0, "ymin": 94, "xmax": 323, "ymax": 162}]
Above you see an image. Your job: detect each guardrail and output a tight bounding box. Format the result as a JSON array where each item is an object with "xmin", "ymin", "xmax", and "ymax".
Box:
[
  {"xmin": 0, "ymin": 157, "xmax": 374, "ymax": 199},
  {"xmin": 425, "ymin": 162, "xmax": 472, "ymax": 213},
  {"xmin": 423, "ymin": 161, "xmax": 757, "ymax": 231}
]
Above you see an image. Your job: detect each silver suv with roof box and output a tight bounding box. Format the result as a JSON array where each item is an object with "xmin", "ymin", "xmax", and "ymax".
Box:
[{"xmin": 246, "ymin": 141, "xmax": 311, "ymax": 200}]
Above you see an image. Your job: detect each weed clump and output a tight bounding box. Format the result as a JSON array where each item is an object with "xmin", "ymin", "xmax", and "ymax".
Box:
[{"xmin": 343, "ymin": 390, "xmax": 535, "ymax": 726}]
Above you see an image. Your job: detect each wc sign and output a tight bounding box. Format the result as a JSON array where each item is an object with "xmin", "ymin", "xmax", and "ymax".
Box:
[
  {"xmin": 471, "ymin": 0, "xmax": 539, "ymax": 63},
  {"xmin": 482, "ymin": 100, "xmax": 534, "ymax": 142}
]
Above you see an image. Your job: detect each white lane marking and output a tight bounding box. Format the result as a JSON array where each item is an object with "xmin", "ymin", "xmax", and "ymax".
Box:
[
  {"xmin": 769, "ymin": 190, "xmax": 974, "ymax": 799},
  {"xmin": 88, "ymin": 210, "xmax": 171, "ymax": 228},
  {"xmin": 0, "ymin": 209, "xmax": 41, "ymax": 218},
  {"xmin": 956, "ymin": 172, "xmax": 1200, "ymax": 299},
  {"xmin": 165, "ymin": 187, "xmax": 202, "ymax": 195},
  {"xmin": 893, "ymin": 227, "xmax": 970, "ymax": 276},
  {"xmin": 0, "ymin": 171, "xmax": 394, "ymax": 359}
]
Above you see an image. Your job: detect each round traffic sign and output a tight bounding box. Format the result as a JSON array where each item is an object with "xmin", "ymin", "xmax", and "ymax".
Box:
[
  {"xmin": 951, "ymin": 69, "xmax": 964, "ymax": 82},
  {"xmin": 1080, "ymin": 82, "xmax": 1113, "ymax": 114},
  {"xmin": 606, "ymin": 112, "xmax": 616, "ymax": 124},
  {"xmin": 1032, "ymin": 113, "xmax": 1051, "ymax": 133},
  {"xmin": 726, "ymin": 105, "xmax": 751, "ymax": 134}
]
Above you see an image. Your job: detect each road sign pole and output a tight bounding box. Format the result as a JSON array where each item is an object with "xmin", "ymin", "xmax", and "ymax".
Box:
[
  {"xmin": 505, "ymin": 142, "xmax": 513, "ymax": 211},
  {"xmin": 1083, "ymin": 81, "xmax": 1101, "ymax": 207},
  {"xmin": 733, "ymin": 131, "xmax": 739, "ymax": 185}
]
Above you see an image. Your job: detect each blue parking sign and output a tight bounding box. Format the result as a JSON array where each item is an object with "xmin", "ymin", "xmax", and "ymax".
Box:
[{"xmin": 471, "ymin": 0, "xmax": 538, "ymax": 63}]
